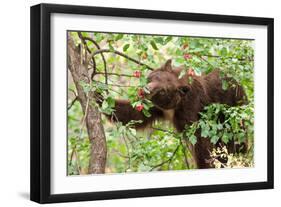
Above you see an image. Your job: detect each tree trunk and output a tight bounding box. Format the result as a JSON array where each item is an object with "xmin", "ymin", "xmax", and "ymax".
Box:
[{"xmin": 67, "ymin": 34, "xmax": 107, "ymax": 174}]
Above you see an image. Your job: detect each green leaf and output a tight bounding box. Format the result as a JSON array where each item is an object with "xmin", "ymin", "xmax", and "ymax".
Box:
[
  {"xmin": 189, "ymin": 135, "xmax": 197, "ymax": 145},
  {"xmin": 178, "ymin": 69, "xmax": 186, "ymax": 79},
  {"xmin": 127, "ymin": 87, "xmax": 137, "ymax": 96},
  {"xmin": 106, "ymin": 96, "xmax": 115, "ymax": 108},
  {"xmin": 174, "ymin": 57, "xmax": 185, "ymax": 67},
  {"xmin": 201, "ymin": 128, "xmax": 209, "ymax": 138},
  {"xmin": 210, "ymin": 135, "xmax": 219, "ymax": 144},
  {"xmin": 131, "ymin": 101, "xmax": 142, "ymax": 108},
  {"xmin": 189, "ymin": 40, "xmax": 200, "ymax": 49},
  {"xmin": 94, "ymin": 33, "xmax": 104, "ymax": 43},
  {"xmin": 222, "ymin": 132, "xmax": 230, "ymax": 144},
  {"xmin": 139, "ymin": 77, "xmax": 147, "ymax": 86},
  {"xmin": 100, "ymin": 96, "xmax": 115, "ymax": 115},
  {"xmin": 190, "ymin": 47, "xmax": 204, "ymax": 53},
  {"xmin": 222, "ymin": 80, "xmax": 229, "ymax": 90},
  {"xmin": 193, "ymin": 67, "xmax": 202, "ymax": 76},
  {"xmin": 101, "ymin": 101, "xmax": 108, "ymax": 110},
  {"xmin": 115, "ymin": 34, "xmax": 124, "ymax": 41},
  {"xmin": 109, "ymin": 43, "xmax": 114, "ymax": 52},
  {"xmin": 217, "ymin": 123, "xmax": 223, "ymax": 130},
  {"xmin": 164, "ymin": 36, "xmax": 173, "ymax": 44},
  {"xmin": 142, "ymin": 109, "xmax": 151, "ymax": 117},
  {"xmin": 128, "ymin": 128, "xmax": 137, "ymax": 136},
  {"xmin": 123, "ymin": 44, "xmax": 130, "ymax": 52},
  {"xmin": 220, "ymin": 47, "xmax": 228, "ymax": 56},
  {"xmin": 150, "ymin": 41, "xmax": 158, "ymax": 50},
  {"xmin": 154, "ymin": 37, "xmax": 164, "ymax": 45},
  {"xmin": 86, "ymin": 40, "xmax": 93, "ymax": 48}
]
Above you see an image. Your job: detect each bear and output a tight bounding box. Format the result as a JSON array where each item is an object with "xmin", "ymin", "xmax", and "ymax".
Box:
[{"xmin": 100, "ymin": 59, "xmax": 248, "ymax": 169}]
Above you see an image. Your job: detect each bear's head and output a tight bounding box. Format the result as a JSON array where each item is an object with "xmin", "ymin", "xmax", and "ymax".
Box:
[{"xmin": 145, "ymin": 59, "xmax": 190, "ymax": 110}]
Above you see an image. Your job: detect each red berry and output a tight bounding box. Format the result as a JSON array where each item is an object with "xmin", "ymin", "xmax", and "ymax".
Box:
[
  {"xmin": 188, "ymin": 68, "xmax": 195, "ymax": 76},
  {"xmin": 133, "ymin": 71, "xmax": 141, "ymax": 78},
  {"xmin": 137, "ymin": 88, "xmax": 145, "ymax": 98},
  {"xmin": 135, "ymin": 104, "xmax": 144, "ymax": 112},
  {"xmin": 184, "ymin": 53, "xmax": 192, "ymax": 60}
]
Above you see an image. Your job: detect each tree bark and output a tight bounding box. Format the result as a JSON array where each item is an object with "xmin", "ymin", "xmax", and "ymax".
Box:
[{"xmin": 67, "ymin": 34, "xmax": 107, "ymax": 174}]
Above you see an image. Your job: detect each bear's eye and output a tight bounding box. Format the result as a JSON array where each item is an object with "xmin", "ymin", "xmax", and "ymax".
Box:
[
  {"xmin": 155, "ymin": 76, "xmax": 161, "ymax": 81},
  {"xmin": 179, "ymin": 86, "xmax": 189, "ymax": 94}
]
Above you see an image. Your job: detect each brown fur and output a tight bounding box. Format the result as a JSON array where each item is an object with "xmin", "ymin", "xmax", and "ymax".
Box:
[
  {"xmin": 104, "ymin": 59, "xmax": 248, "ymax": 169},
  {"xmin": 110, "ymin": 99, "xmax": 163, "ymax": 128}
]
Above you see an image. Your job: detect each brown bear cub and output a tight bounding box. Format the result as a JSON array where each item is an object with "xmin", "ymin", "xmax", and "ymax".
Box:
[{"xmin": 104, "ymin": 59, "xmax": 248, "ymax": 169}]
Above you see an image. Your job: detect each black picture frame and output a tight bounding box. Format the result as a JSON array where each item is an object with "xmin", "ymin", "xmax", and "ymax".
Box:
[{"xmin": 30, "ymin": 3, "xmax": 274, "ymax": 204}]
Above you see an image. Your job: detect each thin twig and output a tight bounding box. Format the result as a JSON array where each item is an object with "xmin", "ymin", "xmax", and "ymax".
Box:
[
  {"xmin": 69, "ymin": 144, "xmax": 81, "ymax": 175},
  {"xmin": 87, "ymin": 49, "xmax": 154, "ymax": 70},
  {"xmin": 82, "ymin": 36, "xmax": 108, "ymax": 83},
  {"xmin": 94, "ymin": 80, "xmax": 135, "ymax": 88},
  {"xmin": 180, "ymin": 138, "xmax": 190, "ymax": 169},
  {"xmin": 190, "ymin": 52, "xmax": 254, "ymax": 62},
  {"xmin": 74, "ymin": 147, "xmax": 82, "ymax": 174},
  {"xmin": 107, "ymin": 77, "xmax": 133, "ymax": 95},
  {"xmin": 69, "ymin": 88, "xmax": 78, "ymax": 96},
  {"xmin": 149, "ymin": 145, "xmax": 180, "ymax": 171},
  {"xmin": 69, "ymin": 144, "xmax": 76, "ymax": 166},
  {"xmin": 68, "ymin": 96, "xmax": 78, "ymax": 110},
  {"xmin": 68, "ymin": 89, "xmax": 79, "ymax": 110},
  {"xmin": 94, "ymin": 72, "xmax": 135, "ymax": 78},
  {"xmin": 152, "ymin": 127, "xmax": 190, "ymax": 169},
  {"xmin": 198, "ymin": 55, "xmax": 216, "ymax": 68},
  {"xmin": 121, "ymin": 134, "xmax": 131, "ymax": 172},
  {"xmin": 203, "ymin": 54, "xmax": 254, "ymax": 61},
  {"xmin": 77, "ymin": 92, "xmax": 90, "ymax": 139},
  {"xmin": 111, "ymin": 148, "xmax": 130, "ymax": 158},
  {"xmin": 77, "ymin": 32, "xmax": 97, "ymax": 73}
]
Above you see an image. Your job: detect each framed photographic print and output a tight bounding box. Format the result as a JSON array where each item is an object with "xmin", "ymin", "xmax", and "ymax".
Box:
[{"xmin": 30, "ymin": 3, "xmax": 274, "ymax": 203}]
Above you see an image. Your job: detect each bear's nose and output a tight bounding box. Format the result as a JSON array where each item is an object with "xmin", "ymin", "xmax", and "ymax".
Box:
[{"xmin": 146, "ymin": 82, "xmax": 158, "ymax": 92}]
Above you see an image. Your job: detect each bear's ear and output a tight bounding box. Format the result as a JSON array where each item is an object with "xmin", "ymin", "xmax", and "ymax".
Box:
[
  {"xmin": 163, "ymin": 59, "xmax": 173, "ymax": 71},
  {"xmin": 178, "ymin": 85, "xmax": 190, "ymax": 95}
]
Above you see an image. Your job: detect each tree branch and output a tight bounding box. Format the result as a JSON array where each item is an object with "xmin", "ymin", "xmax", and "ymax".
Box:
[
  {"xmin": 77, "ymin": 32, "xmax": 97, "ymax": 75},
  {"xmin": 149, "ymin": 145, "xmax": 180, "ymax": 171},
  {"xmin": 180, "ymin": 138, "xmax": 190, "ymax": 169},
  {"xmin": 68, "ymin": 96, "xmax": 78, "ymax": 110},
  {"xmin": 198, "ymin": 55, "xmax": 216, "ymax": 68},
  {"xmin": 68, "ymin": 89, "xmax": 79, "ymax": 110},
  {"xmin": 190, "ymin": 52, "xmax": 254, "ymax": 62},
  {"xmin": 78, "ymin": 34, "xmax": 109, "ymax": 83},
  {"xmin": 94, "ymin": 72, "xmax": 135, "ymax": 78},
  {"xmin": 203, "ymin": 54, "xmax": 254, "ymax": 61},
  {"xmin": 87, "ymin": 49, "xmax": 154, "ymax": 71},
  {"xmin": 68, "ymin": 34, "xmax": 107, "ymax": 174},
  {"xmin": 151, "ymin": 127, "xmax": 190, "ymax": 169},
  {"xmin": 94, "ymin": 80, "xmax": 137, "ymax": 88}
]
